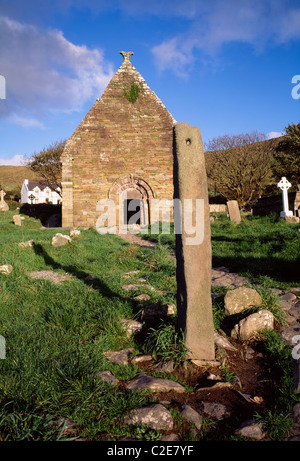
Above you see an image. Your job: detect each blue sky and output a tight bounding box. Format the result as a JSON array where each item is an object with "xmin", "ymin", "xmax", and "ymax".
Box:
[{"xmin": 0, "ymin": 0, "xmax": 299, "ymax": 165}]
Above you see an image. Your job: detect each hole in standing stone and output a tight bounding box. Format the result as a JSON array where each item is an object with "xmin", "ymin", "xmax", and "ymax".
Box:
[{"xmin": 186, "ymin": 138, "xmax": 191, "ymax": 145}]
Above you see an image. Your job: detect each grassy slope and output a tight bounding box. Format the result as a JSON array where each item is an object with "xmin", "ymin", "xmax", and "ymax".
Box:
[
  {"xmin": 0, "ymin": 211, "xmax": 299, "ymax": 440},
  {"xmin": 0, "ymin": 165, "xmax": 38, "ymax": 192},
  {"xmin": 0, "ymin": 211, "xmax": 176, "ymax": 440},
  {"xmin": 143, "ymin": 214, "xmax": 300, "ymax": 289}
]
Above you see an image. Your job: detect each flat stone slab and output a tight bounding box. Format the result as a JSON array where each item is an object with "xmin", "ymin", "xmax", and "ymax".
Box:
[
  {"xmin": 29, "ymin": 270, "xmax": 73, "ymax": 285},
  {"xmin": 104, "ymin": 348, "xmax": 135, "ymax": 366},
  {"xmin": 124, "ymin": 404, "xmax": 173, "ymax": 431},
  {"xmin": 18, "ymin": 240, "xmax": 35, "ymax": 248},
  {"xmin": 131, "ymin": 354, "xmax": 153, "ymax": 364},
  {"xmin": 0, "ymin": 264, "xmax": 13, "ymax": 274},
  {"xmin": 122, "ymin": 284, "xmax": 156, "ymax": 292},
  {"xmin": 179, "ymin": 404, "xmax": 202, "ymax": 430},
  {"xmin": 141, "ymin": 303, "xmax": 176, "ymax": 322},
  {"xmin": 95, "ymin": 370, "xmax": 119, "ymax": 387},
  {"xmin": 125, "ymin": 373, "xmax": 185, "ymax": 393},
  {"xmin": 121, "ymin": 319, "xmax": 143, "ymax": 336},
  {"xmin": 197, "ymin": 400, "xmax": 231, "ymax": 421},
  {"xmin": 233, "ymin": 419, "xmax": 266, "ymax": 440}
]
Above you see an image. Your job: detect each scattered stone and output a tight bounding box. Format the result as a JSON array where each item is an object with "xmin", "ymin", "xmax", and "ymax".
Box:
[
  {"xmin": 0, "ymin": 264, "xmax": 13, "ymax": 274},
  {"xmin": 162, "ymin": 433, "xmax": 180, "ymax": 441},
  {"xmin": 231, "ymin": 376, "xmax": 242, "ymax": 388},
  {"xmin": 84, "ymin": 274, "xmax": 96, "ymax": 283},
  {"xmin": 18, "ymin": 240, "xmax": 35, "ymax": 248},
  {"xmin": 234, "ymin": 390, "xmax": 264, "ymax": 404},
  {"xmin": 197, "ymin": 401, "xmax": 231, "ymax": 421},
  {"xmin": 52, "ymin": 233, "xmax": 71, "ymax": 247},
  {"xmin": 152, "ymin": 361, "xmax": 175, "ymax": 373},
  {"xmin": 279, "ymin": 292, "xmax": 297, "ymax": 302},
  {"xmin": 241, "ymin": 346, "xmax": 256, "ymax": 362},
  {"xmin": 134, "ymin": 293, "xmax": 151, "ymax": 301},
  {"xmin": 205, "ymin": 371, "xmax": 222, "ymax": 381},
  {"xmin": 95, "ymin": 370, "xmax": 119, "ymax": 387},
  {"xmin": 13, "ymin": 215, "xmax": 22, "ymax": 226},
  {"xmin": 70, "ymin": 229, "xmax": 81, "ymax": 237},
  {"xmin": 179, "ymin": 404, "xmax": 202, "ymax": 430},
  {"xmin": 29, "ymin": 270, "xmax": 73, "ymax": 285},
  {"xmin": 141, "ymin": 303, "xmax": 176, "ymax": 322},
  {"xmin": 121, "ymin": 319, "xmax": 143, "ymax": 337},
  {"xmin": 233, "ymin": 419, "xmax": 266, "ymax": 440},
  {"xmin": 293, "ymin": 402, "xmax": 300, "ymax": 427},
  {"xmin": 123, "ymin": 270, "xmax": 141, "ymax": 278},
  {"xmin": 54, "ymin": 416, "xmax": 78, "ymax": 437},
  {"xmin": 117, "ymin": 436, "xmax": 139, "ymax": 441},
  {"xmin": 224, "ymin": 287, "xmax": 262, "ymax": 315},
  {"xmin": 214, "ymin": 331, "xmax": 237, "ymax": 351},
  {"xmin": 136, "ymin": 278, "xmax": 147, "ymax": 282},
  {"xmin": 288, "ymin": 301, "xmax": 300, "ymax": 319},
  {"xmin": 126, "ymin": 373, "xmax": 185, "ymax": 393},
  {"xmin": 192, "ymin": 359, "xmax": 220, "ymax": 367},
  {"xmin": 131, "ymin": 354, "xmax": 153, "ymax": 364},
  {"xmin": 104, "ymin": 348, "xmax": 135, "ymax": 366},
  {"xmin": 231, "ymin": 309, "xmax": 274, "ymax": 341},
  {"xmin": 280, "ymin": 325, "xmax": 300, "ymax": 346},
  {"xmin": 124, "ymin": 404, "xmax": 173, "ymax": 431},
  {"xmin": 122, "ymin": 284, "xmax": 155, "ymax": 292},
  {"xmin": 196, "ymin": 382, "xmax": 232, "ymax": 392},
  {"xmin": 285, "ymin": 216, "xmax": 300, "ymax": 223}
]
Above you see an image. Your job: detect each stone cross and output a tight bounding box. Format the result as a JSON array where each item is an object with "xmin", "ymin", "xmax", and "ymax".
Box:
[
  {"xmin": 277, "ymin": 177, "xmax": 293, "ymax": 217},
  {"xmin": 173, "ymin": 122, "xmax": 215, "ymax": 363},
  {"xmin": 0, "ymin": 190, "xmax": 9, "ymax": 211},
  {"xmin": 120, "ymin": 51, "xmax": 134, "ymax": 63}
]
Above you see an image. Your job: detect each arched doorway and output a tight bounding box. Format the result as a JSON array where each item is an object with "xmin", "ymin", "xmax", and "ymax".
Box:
[{"xmin": 108, "ymin": 175, "xmax": 155, "ymax": 227}]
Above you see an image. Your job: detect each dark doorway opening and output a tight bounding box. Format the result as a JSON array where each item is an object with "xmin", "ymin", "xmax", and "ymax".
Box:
[{"xmin": 124, "ymin": 199, "xmax": 141, "ymax": 225}]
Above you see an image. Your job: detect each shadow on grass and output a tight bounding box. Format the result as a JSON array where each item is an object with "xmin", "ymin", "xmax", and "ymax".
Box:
[
  {"xmin": 33, "ymin": 243, "xmax": 130, "ymax": 302},
  {"xmin": 212, "ymin": 254, "xmax": 300, "ymax": 285}
]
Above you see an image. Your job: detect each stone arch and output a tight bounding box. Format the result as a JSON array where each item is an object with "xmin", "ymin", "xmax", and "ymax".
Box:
[{"xmin": 108, "ymin": 175, "xmax": 155, "ymax": 226}]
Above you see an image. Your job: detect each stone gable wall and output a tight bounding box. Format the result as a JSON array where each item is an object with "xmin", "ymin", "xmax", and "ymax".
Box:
[{"xmin": 62, "ymin": 57, "xmax": 175, "ymax": 228}]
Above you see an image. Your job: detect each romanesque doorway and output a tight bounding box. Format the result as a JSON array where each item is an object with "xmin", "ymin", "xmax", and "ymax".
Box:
[{"xmin": 108, "ymin": 175, "xmax": 155, "ymax": 227}]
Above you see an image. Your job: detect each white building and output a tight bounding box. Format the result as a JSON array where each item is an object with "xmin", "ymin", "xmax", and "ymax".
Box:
[{"xmin": 21, "ymin": 180, "xmax": 61, "ymax": 205}]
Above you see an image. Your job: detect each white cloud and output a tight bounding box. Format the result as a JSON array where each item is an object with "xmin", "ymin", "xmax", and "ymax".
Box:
[
  {"xmin": 0, "ymin": 155, "xmax": 25, "ymax": 166},
  {"xmin": 267, "ymin": 131, "xmax": 284, "ymax": 139},
  {"xmin": 150, "ymin": 0, "xmax": 300, "ymax": 75},
  {"xmin": 0, "ymin": 15, "xmax": 114, "ymax": 125},
  {"xmin": 10, "ymin": 115, "xmax": 46, "ymax": 129}
]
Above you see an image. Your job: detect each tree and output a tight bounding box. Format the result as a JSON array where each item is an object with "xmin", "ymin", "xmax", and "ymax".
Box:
[
  {"xmin": 26, "ymin": 141, "xmax": 65, "ymax": 197},
  {"xmin": 204, "ymin": 131, "xmax": 277, "ymax": 208},
  {"xmin": 274, "ymin": 123, "xmax": 300, "ymax": 188}
]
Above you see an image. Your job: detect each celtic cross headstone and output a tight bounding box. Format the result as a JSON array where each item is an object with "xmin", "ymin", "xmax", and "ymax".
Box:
[{"xmin": 277, "ymin": 177, "xmax": 293, "ymax": 217}]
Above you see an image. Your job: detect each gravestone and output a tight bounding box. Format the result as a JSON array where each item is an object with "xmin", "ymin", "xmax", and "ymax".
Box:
[
  {"xmin": 0, "ymin": 190, "xmax": 9, "ymax": 211},
  {"xmin": 173, "ymin": 122, "xmax": 215, "ymax": 362},
  {"xmin": 277, "ymin": 176, "xmax": 293, "ymax": 217},
  {"xmin": 227, "ymin": 200, "xmax": 241, "ymax": 223}
]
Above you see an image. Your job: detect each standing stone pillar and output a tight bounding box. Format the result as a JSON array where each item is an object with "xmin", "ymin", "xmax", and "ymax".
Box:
[{"xmin": 173, "ymin": 122, "xmax": 215, "ymax": 362}]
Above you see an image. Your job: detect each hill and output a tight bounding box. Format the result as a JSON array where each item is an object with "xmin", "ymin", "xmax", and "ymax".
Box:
[{"xmin": 0, "ymin": 165, "xmax": 39, "ymax": 196}]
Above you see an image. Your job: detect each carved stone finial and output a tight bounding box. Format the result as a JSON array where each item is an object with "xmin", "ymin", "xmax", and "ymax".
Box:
[{"xmin": 120, "ymin": 51, "xmax": 134, "ymax": 63}]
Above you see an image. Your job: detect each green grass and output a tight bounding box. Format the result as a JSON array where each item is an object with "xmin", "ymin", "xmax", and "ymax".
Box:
[
  {"xmin": 0, "ymin": 211, "xmax": 175, "ymax": 440},
  {"xmin": 0, "ymin": 210, "xmax": 299, "ymax": 441},
  {"xmin": 142, "ymin": 214, "xmax": 300, "ymax": 290}
]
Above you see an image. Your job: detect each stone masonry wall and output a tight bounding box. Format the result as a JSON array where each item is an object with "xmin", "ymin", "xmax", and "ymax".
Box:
[{"xmin": 62, "ymin": 53, "xmax": 175, "ymax": 228}]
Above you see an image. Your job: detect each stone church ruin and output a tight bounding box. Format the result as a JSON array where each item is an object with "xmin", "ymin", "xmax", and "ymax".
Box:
[{"xmin": 61, "ymin": 51, "xmax": 175, "ymax": 229}]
